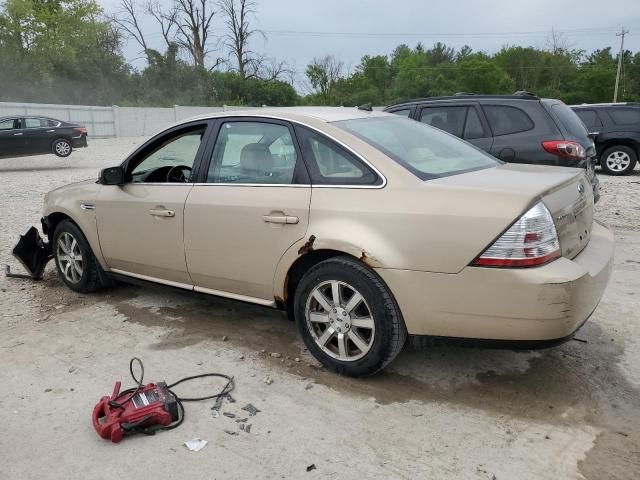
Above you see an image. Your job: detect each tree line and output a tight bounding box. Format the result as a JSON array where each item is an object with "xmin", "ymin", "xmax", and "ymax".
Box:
[{"xmin": 0, "ymin": 0, "xmax": 638, "ymax": 107}]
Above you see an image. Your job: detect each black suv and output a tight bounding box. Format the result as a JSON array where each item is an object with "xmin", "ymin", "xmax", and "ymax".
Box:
[
  {"xmin": 384, "ymin": 92, "xmax": 600, "ymax": 202},
  {"xmin": 571, "ymin": 103, "xmax": 640, "ymax": 175}
]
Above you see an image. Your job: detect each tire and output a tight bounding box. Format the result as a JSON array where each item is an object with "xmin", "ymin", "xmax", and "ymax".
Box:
[
  {"xmin": 600, "ymin": 145, "xmax": 637, "ymax": 175},
  {"xmin": 293, "ymin": 256, "xmax": 407, "ymax": 376},
  {"xmin": 52, "ymin": 138, "xmax": 72, "ymax": 157},
  {"xmin": 53, "ymin": 220, "xmax": 108, "ymax": 293}
]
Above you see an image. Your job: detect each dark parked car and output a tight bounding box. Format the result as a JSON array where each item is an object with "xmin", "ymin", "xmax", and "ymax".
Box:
[
  {"xmin": 384, "ymin": 92, "xmax": 600, "ymax": 202},
  {"xmin": 0, "ymin": 116, "xmax": 88, "ymax": 158},
  {"xmin": 571, "ymin": 103, "xmax": 640, "ymax": 175}
]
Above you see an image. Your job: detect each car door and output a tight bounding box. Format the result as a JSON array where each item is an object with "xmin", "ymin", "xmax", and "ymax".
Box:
[
  {"xmin": 482, "ymin": 104, "xmax": 543, "ymax": 164},
  {"xmin": 22, "ymin": 117, "xmax": 51, "ymax": 153},
  {"xmin": 184, "ymin": 118, "xmax": 311, "ymax": 303},
  {"xmin": 95, "ymin": 121, "xmax": 212, "ymax": 286},
  {"xmin": 0, "ymin": 118, "xmax": 23, "ymax": 155}
]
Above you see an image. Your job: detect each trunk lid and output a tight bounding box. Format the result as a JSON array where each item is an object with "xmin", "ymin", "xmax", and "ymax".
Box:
[
  {"xmin": 429, "ymin": 163, "xmax": 593, "ymax": 264},
  {"xmin": 542, "ymin": 170, "xmax": 594, "ymax": 259}
]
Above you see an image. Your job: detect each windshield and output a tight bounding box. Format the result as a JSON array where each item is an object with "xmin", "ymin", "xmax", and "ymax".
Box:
[{"xmin": 334, "ymin": 116, "xmax": 499, "ymax": 180}]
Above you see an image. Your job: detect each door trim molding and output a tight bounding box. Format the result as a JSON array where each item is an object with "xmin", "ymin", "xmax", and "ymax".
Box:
[
  {"xmin": 110, "ymin": 269, "xmax": 277, "ymax": 308},
  {"xmin": 110, "ymin": 269, "xmax": 193, "ymax": 290},
  {"xmin": 194, "ymin": 286, "xmax": 276, "ymax": 307}
]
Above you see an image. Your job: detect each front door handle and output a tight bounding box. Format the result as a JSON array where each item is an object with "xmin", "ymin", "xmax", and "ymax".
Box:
[
  {"xmin": 149, "ymin": 208, "xmax": 175, "ymax": 218},
  {"xmin": 262, "ymin": 213, "xmax": 299, "ymax": 225},
  {"xmin": 13, "ymin": 133, "xmax": 23, "ymax": 136}
]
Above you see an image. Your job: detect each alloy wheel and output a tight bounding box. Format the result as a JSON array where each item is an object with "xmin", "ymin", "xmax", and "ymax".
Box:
[
  {"xmin": 606, "ymin": 151, "xmax": 631, "ymax": 172},
  {"xmin": 55, "ymin": 141, "xmax": 71, "ymax": 156},
  {"xmin": 305, "ymin": 280, "xmax": 375, "ymax": 361},
  {"xmin": 56, "ymin": 232, "xmax": 83, "ymax": 283}
]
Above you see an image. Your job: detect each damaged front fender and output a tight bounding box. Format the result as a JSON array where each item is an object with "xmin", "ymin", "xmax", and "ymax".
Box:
[{"xmin": 8, "ymin": 226, "xmax": 53, "ymax": 280}]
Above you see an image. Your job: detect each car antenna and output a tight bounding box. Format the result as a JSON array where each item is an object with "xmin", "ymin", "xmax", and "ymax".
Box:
[{"xmin": 357, "ymin": 103, "xmax": 373, "ymax": 112}]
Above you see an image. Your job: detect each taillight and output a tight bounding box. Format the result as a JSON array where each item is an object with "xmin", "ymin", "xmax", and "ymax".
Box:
[
  {"xmin": 74, "ymin": 127, "xmax": 87, "ymax": 134},
  {"xmin": 472, "ymin": 202, "xmax": 560, "ymax": 268},
  {"xmin": 542, "ymin": 140, "xmax": 585, "ymax": 160}
]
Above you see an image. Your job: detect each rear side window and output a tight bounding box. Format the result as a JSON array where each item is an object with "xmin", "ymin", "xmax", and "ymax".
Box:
[
  {"xmin": 550, "ymin": 103, "xmax": 588, "ymax": 138},
  {"xmin": 25, "ymin": 118, "xmax": 46, "ymax": 128},
  {"xmin": 208, "ymin": 121, "xmax": 298, "ymax": 184},
  {"xmin": 419, "ymin": 106, "xmax": 466, "ymax": 136},
  {"xmin": 608, "ymin": 108, "xmax": 640, "ymax": 125},
  {"xmin": 574, "ymin": 109, "xmax": 603, "ymax": 130},
  {"xmin": 483, "ymin": 105, "xmax": 534, "ymax": 136},
  {"xmin": 295, "ymin": 126, "xmax": 381, "ymax": 185}
]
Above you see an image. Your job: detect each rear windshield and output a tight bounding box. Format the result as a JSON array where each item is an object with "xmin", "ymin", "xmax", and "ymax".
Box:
[
  {"xmin": 334, "ymin": 116, "xmax": 499, "ymax": 180},
  {"xmin": 550, "ymin": 102, "xmax": 589, "ymax": 138}
]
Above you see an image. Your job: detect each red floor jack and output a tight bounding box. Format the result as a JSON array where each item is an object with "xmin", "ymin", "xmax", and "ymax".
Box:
[{"xmin": 93, "ymin": 358, "xmax": 234, "ymax": 443}]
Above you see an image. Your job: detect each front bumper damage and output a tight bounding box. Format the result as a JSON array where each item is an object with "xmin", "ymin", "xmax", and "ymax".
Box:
[{"xmin": 7, "ymin": 226, "xmax": 52, "ymax": 280}]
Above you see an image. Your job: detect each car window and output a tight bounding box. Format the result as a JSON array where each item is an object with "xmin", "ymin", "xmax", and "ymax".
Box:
[
  {"xmin": 130, "ymin": 127, "xmax": 205, "ymax": 182},
  {"xmin": 550, "ymin": 103, "xmax": 588, "ymax": 138},
  {"xmin": 25, "ymin": 118, "xmax": 45, "ymax": 128},
  {"xmin": 574, "ymin": 110, "xmax": 603, "ymax": 131},
  {"xmin": 463, "ymin": 108, "xmax": 485, "ymax": 140},
  {"xmin": 419, "ymin": 106, "xmax": 466, "ymax": 137},
  {"xmin": 47, "ymin": 119, "xmax": 61, "ymax": 127},
  {"xmin": 0, "ymin": 119, "xmax": 17, "ymax": 130},
  {"xmin": 389, "ymin": 109, "xmax": 412, "ymax": 117},
  {"xmin": 335, "ymin": 116, "xmax": 498, "ymax": 180},
  {"xmin": 608, "ymin": 108, "xmax": 640, "ymax": 125},
  {"xmin": 295, "ymin": 126, "xmax": 380, "ymax": 185},
  {"xmin": 483, "ymin": 105, "xmax": 534, "ymax": 136},
  {"xmin": 208, "ymin": 121, "xmax": 297, "ymax": 184}
]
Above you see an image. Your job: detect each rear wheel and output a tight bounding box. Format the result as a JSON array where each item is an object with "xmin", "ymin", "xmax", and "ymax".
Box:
[
  {"xmin": 52, "ymin": 138, "xmax": 72, "ymax": 157},
  {"xmin": 600, "ymin": 145, "xmax": 637, "ymax": 175},
  {"xmin": 53, "ymin": 220, "xmax": 108, "ymax": 293},
  {"xmin": 294, "ymin": 256, "xmax": 407, "ymax": 376}
]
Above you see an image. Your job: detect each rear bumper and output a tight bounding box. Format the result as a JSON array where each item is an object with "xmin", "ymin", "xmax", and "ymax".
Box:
[
  {"xmin": 376, "ymin": 222, "xmax": 614, "ymax": 341},
  {"xmin": 71, "ymin": 134, "xmax": 88, "ymax": 148}
]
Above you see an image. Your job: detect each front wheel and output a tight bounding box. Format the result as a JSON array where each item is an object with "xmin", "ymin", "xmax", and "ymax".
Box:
[
  {"xmin": 52, "ymin": 138, "xmax": 72, "ymax": 157},
  {"xmin": 53, "ymin": 220, "xmax": 108, "ymax": 293},
  {"xmin": 294, "ymin": 256, "xmax": 407, "ymax": 376},
  {"xmin": 600, "ymin": 145, "xmax": 637, "ymax": 175}
]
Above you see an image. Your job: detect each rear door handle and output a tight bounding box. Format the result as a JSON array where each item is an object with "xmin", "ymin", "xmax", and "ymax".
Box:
[
  {"xmin": 262, "ymin": 214, "xmax": 299, "ymax": 225},
  {"xmin": 149, "ymin": 208, "xmax": 175, "ymax": 218},
  {"xmin": 13, "ymin": 133, "xmax": 23, "ymax": 136}
]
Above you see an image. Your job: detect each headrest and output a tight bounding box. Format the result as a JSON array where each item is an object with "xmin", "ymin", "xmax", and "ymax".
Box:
[{"xmin": 240, "ymin": 143, "xmax": 273, "ymax": 172}]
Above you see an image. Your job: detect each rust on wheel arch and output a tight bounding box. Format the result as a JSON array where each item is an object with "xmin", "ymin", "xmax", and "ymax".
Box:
[{"xmin": 297, "ymin": 235, "xmax": 316, "ymax": 256}]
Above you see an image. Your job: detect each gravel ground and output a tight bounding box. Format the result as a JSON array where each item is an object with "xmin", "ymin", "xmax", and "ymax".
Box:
[{"xmin": 1, "ymin": 138, "xmax": 639, "ymax": 480}]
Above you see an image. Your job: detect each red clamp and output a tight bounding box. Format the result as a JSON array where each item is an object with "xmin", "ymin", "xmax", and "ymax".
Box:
[{"xmin": 92, "ymin": 381, "xmax": 125, "ymax": 443}]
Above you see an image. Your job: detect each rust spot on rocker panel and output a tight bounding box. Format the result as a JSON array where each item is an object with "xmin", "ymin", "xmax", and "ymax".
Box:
[{"xmin": 298, "ymin": 235, "xmax": 316, "ymax": 256}]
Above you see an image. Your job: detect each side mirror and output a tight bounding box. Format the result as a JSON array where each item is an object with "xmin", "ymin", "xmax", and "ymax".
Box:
[{"xmin": 99, "ymin": 166, "xmax": 125, "ymax": 185}]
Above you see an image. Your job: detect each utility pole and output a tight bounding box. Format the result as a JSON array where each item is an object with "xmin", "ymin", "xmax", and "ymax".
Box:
[{"xmin": 613, "ymin": 28, "xmax": 629, "ymax": 102}]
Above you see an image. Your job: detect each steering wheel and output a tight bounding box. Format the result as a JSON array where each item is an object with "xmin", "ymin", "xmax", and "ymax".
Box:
[{"xmin": 166, "ymin": 165, "xmax": 192, "ymax": 183}]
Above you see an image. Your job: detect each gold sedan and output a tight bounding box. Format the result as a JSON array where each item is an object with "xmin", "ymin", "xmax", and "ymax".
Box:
[{"xmin": 17, "ymin": 107, "xmax": 614, "ymax": 376}]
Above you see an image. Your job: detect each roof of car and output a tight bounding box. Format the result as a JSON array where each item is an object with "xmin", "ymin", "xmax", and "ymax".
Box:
[
  {"xmin": 188, "ymin": 106, "xmax": 392, "ymax": 123},
  {"xmin": 386, "ymin": 92, "xmax": 542, "ymax": 109},
  {"xmin": 570, "ymin": 102, "xmax": 640, "ymax": 108}
]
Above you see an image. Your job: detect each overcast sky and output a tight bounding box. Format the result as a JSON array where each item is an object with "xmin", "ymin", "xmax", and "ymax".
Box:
[{"xmin": 99, "ymin": 0, "xmax": 640, "ymax": 91}]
